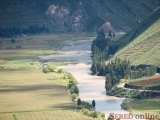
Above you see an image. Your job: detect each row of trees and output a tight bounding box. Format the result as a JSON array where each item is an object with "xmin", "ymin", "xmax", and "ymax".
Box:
[
  {"xmin": 130, "ymin": 65, "xmax": 156, "ymax": 79},
  {"xmin": 91, "ymin": 31, "xmax": 110, "ymax": 75},
  {"xmin": 0, "ymin": 25, "xmax": 49, "ymax": 37},
  {"xmin": 77, "ymin": 98, "xmax": 96, "ymax": 109},
  {"xmin": 105, "ymin": 58, "xmax": 131, "ymax": 91}
]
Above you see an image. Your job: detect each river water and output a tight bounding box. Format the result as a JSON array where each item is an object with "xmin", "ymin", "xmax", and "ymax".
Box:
[{"xmin": 39, "ymin": 37, "xmax": 129, "ymax": 119}]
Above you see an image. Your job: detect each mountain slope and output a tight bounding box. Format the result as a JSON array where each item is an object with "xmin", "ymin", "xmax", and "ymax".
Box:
[
  {"xmin": 112, "ymin": 7, "xmax": 160, "ymax": 66},
  {"xmin": 0, "ymin": 0, "xmax": 159, "ymax": 34}
]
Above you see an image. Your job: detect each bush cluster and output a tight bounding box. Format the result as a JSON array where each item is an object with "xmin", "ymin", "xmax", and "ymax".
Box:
[
  {"xmin": 66, "ymin": 73, "xmax": 79, "ymax": 101},
  {"xmin": 76, "ymin": 98, "xmax": 105, "ymax": 119},
  {"xmin": 42, "ymin": 65, "xmax": 55, "ymax": 73},
  {"xmin": 81, "ymin": 108, "xmax": 105, "ymax": 119},
  {"xmin": 107, "ymin": 86, "xmax": 160, "ymax": 99},
  {"xmin": 43, "ymin": 65, "xmax": 63, "ymax": 73}
]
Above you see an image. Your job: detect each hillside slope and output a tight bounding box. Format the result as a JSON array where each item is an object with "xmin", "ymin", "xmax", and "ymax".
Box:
[
  {"xmin": 0, "ymin": 0, "xmax": 159, "ymax": 34},
  {"xmin": 112, "ymin": 7, "xmax": 160, "ymax": 66}
]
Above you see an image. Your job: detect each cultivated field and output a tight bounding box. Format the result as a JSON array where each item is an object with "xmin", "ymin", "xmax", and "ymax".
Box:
[
  {"xmin": 124, "ymin": 76, "xmax": 160, "ymax": 114},
  {"xmin": 125, "ymin": 75, "xmax": 160, "ymax": 91},
  {"xmin": 112, "ymin": 13, "xmax": 160, "ymax": 66},
  {"xmin": 0, "ymin": 34, "xmax": 97, "ymax": 120}
]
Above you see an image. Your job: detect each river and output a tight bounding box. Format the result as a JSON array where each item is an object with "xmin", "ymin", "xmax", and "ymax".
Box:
[{"xmin": 39, "ymin": 37, "xmax": 129, "ymax": 119}]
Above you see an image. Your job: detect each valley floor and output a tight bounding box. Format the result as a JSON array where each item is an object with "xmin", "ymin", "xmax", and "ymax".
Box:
[
  {"xmin": 0, "ymin": 34, "xmax": 96, "ymax": 120},
  {"xmin": 0, "ymin": 33, "xmax": 159, "ymax": 120}
]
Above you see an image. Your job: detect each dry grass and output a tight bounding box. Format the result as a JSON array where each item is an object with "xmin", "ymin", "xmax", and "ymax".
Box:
[
  {"xmin": 0, "ymin": 69, "xmax": 74, "ymax": 113},
  {"xmin": 0, "ymin": 114, "xmax": 14, "ymax": 120},
  {"xmin": 0, "ymin": 110, "xmax": 96, "ymax": 120},
  {"xmin": 15, "ymin": 110, "xmax": 96, "ymax": 120}
]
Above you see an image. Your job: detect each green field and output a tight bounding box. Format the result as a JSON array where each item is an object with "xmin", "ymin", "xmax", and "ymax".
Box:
[
  {"xmin": 0, "ymin": 34, "xmax": 98, "ymax": 120},
  {"xmin": 127, "ymin": 98, "xmax": 160, "ymax": 113},
  {"xmin": 112, "ymin": 7, "xmax": 160, "ymax": 66}
]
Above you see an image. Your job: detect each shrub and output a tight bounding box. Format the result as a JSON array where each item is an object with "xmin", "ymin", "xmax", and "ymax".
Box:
[
  {"xmin": 71, "ymin": 93, "xmax": 77, "ymax": 101},
  {"xmin": 43, "ymin": 66, "xmax": 50, "ymax": 73},
  {"xmin": 81, "ymin": 108, "xmax": 90, "ymax": 115},
  {"xmin": 42, "ymin": 65, "xmax": 55, "ymax": 73},
  {"xmin": 81, "ymin": 101, "xmax": 92, "ymax": 110},
  {"xmin": 90, "ymin": 111, "xmax": 98, "ymax": 118},
  {"xmin": 121, "ymin": 99, "xmax": 129, "ymax": 110},
  {"xmin": 70, "ymin": 86, "xmax": 79, "ymax": 94},
  {"xmin": 58, "ymin": 68, "xmax": 63, "ymax": 73},
  {"xmin": 100, "ymin": 112, "xmax": 105, "ymax": 119}
]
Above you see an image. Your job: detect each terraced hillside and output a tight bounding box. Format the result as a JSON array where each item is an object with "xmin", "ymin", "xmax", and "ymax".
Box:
[
  {"xmin": 112, "ymin": 7, "xmax": 160, "ymax": 66},
  {"xmin": 125, "ymin": 75, "xmax": 160, "ymax": 91}
]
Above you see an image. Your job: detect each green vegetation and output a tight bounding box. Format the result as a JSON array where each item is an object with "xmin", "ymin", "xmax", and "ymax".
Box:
[
  {"xmin": 108, "ymin": 86, "xmax": 160, "ymax": 99},
  {"xmin": 121, "ymin": 98, "xmax": 160, "ymax": 113},
  {"xmin": 81, "ymin": 108, "xmax": 105, "ymax": 119},
  {"xmin": 76, "ymin": 99, "xmax": 105, "ymax": 119},
  {"xmin": 105, "ymin": 58, "xmax": 131, "ymax": 92},
  {"xmin": 91, "ymin": 31, "xmax": 110, "ymax": 75},
  {"xmin": 112, "ymin": 7, "xmax": 160, "ymax": 66}
]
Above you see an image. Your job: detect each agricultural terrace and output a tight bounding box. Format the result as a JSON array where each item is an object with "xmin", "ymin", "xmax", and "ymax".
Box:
[{"xmin": 125, "ymin": 75, "xmax": 160, "ymax": 91}]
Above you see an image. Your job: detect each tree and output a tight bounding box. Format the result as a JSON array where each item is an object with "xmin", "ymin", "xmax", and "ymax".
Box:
[
  {"xmin": 11, "ymin": 38, "xmax": 15, "ymax": 43},
  {"xmin": 92, "ymin": 99, "xmax": 96, "ymax": 108},
  {"xmin": 94, "ymin": 30, "xmax": 108, "ymax": 51},
  {"xmin": 77, "ymin": 98, "xmax": 81, "ymax": 107},
  {"xmin": 91, "ymin": 31, "xmax": 110, "ymax": 75},
  {"xmin": 113, "ymin": 32, "xmax": 115, "ymax": 37},
  {"xmin": 108, "ymin": 30, "xmax": 112, "ymax": 37}
]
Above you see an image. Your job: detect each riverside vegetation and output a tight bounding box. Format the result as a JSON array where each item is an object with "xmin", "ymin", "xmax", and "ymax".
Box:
[{"xmin": 43, "ymin": 64, "xmax": 105, "ymax": 119}]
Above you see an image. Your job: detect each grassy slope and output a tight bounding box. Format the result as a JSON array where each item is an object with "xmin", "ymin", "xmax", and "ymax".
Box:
[
  {"xmin": 0, "ymin": 34, "xmax": 97, "ymax": 120},
  {"xmin": 0, "ymin": 0, "xmax": 159, "ymax": 31},
  {"xmin": 112, "ymin": 7, "xmax": 160, "ymax": 66},
  {"xmin": 127, "ymin": 98, "xmax": 160, "ymax": 113}
]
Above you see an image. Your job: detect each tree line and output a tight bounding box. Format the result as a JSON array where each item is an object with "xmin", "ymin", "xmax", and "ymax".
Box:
[
  {"xmin": 0, "ymin": 25, "xmax": 49, "ymax": 37},
  {"xmin": 91, "ymin": 30, "xmax": 110, "ymax": 75}
]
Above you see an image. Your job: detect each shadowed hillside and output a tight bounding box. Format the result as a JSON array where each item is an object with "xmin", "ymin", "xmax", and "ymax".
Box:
[{"xmin": 0, "ymin": 0, "xmax": 159, "ymax": 36}]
